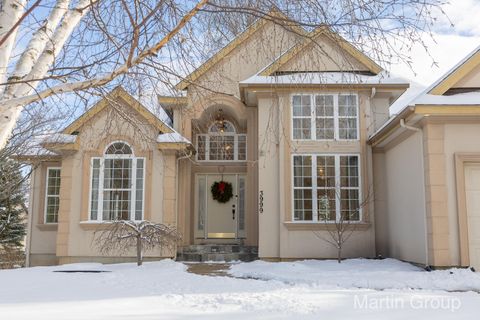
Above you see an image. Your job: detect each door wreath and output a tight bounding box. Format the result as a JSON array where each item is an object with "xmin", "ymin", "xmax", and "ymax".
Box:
[{"xmin": 211, "ymin": 180, "xmax": 233, "ymax": 203}]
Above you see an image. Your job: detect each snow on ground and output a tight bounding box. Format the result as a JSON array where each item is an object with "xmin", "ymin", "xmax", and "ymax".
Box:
[
  {"xmin": 0, "ymin": 259, "xmax": 479, "ymax": 320},
  {"xmin": 229, "ymin": 258, "xmax": 480, "ymax": 292}
]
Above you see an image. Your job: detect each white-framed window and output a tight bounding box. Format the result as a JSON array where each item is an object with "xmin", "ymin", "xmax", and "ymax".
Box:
[
  {"xmin": 196, "ymin": 121, "xmax": 247, "ymax": 162},
  {"xmin": 44, "ymin": 167, "xmax": 61, "ymax": 223},
  {"xmin": 89, "ymin": 141, "xmax": 145, "ymax": 221},
  {"xmin": 291, "ymin": 94, "xmax": 359, "ymax": 141},
  {"xmin": 292, "ymin": 154, "xmax": 361, "ymax": 222}
]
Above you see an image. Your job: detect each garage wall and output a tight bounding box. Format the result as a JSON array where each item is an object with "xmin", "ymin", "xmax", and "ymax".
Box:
[
  {"xmin": 444, "ymin": 123, "xmax": 480, "ymax": 266},
  {"xmin": 374, "ymin": 131, "xmax": 427, "ymax": 265}
]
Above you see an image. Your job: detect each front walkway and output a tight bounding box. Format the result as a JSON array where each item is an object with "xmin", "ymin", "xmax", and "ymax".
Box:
[{"xmin": 185, "ymin": 263, "xmax": 231, "ymax": 277}]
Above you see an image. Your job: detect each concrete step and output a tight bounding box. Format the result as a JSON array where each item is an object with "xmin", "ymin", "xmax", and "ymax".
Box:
[{"xmin": 176, "ymin": 245, "xmax": 258, "ymax": 262}]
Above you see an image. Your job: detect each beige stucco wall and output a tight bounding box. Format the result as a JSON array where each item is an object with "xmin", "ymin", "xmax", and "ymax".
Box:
[
  {"xmin": 373, "ymin": 131, "xmax": 428, "ymax": 265},
  {"xmin": 368, "ymin": 97, "xmax": 391, "ymax": 135},
  {"xmin": 257, "ymin": 90, "xmax": 378, "ymax": 259},
  {"xmin": 444, "ymin": 122, "xmax": 480, "ymax": 265},
  {"xmin": 277, "ymin": 34, "xmax": 368, "ymax": 73},
  {"xmin": 452, "ymin": 63, "xmax": 480, "ymax": 88},
  {"xmin": 27, "ymin": 98, "xmax": 179, "ymax": 265},
  {"xmin": 187, "ymin": 21, "xmax": 300, "ymax": 102},
  {"xmin": 28, "ymin": 162, "xmax": 61, "ymax": 266},
  {"xmin": 257, "ymin": 95, "xmax": 281, "ymax": 258}
]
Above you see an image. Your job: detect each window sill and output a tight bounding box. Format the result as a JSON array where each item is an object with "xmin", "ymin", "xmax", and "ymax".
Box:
[
  {"xmin": 283, "ymin": 222, "xmax": 371, "ymax": 231},
  {"xmin": 79, "ymin": 221, "xmax": 112, "ymax": 231},
  {"xmin": 36, "ymin": 224, "xmax": 58, "ymax": 231}
]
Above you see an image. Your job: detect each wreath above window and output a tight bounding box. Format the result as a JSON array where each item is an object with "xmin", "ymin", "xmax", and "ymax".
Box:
[{"xmin": 211, "ymin": 181, "xmax": 233, "ymax": 203}]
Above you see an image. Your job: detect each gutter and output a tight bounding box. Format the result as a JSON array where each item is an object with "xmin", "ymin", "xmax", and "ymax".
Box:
[
  {"xmin": 399, "ymin": 119, "xmax": 430, "ymax": 268},
  {"xmin": 367, "ymin": 106, "xmax": 416, "ymax": 147}
]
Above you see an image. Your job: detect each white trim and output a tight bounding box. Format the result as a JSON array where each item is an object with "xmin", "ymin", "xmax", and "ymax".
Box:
[
  {"xmin": 88, "ymin": 142, "xmax": 145, "ymax": 222},
  {"xmin": 103, "ymin": 140, "xmax": 134, "ymax": 157},
  {"xmin": 290, "ymin": 93, "xmax": 360, "ymax": 142},
  {"xmin": 194, "ymin": 173, "xmax": 247, "ymax": 240},
  {"xmin": 44, "ymin": 167, "xmax": 61, "ymax": 224},
  {"xmin": 195, "ymin": 133, "xmax": 248, "ymax": 162},
  {"xmin": 291, "ymin": 153, "xmax": 362, "ymax": 223}
]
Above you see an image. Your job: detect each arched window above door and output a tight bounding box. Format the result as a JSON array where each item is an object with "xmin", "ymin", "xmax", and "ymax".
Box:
[
  {"xmin": 196, "ymin": 121, "xmax": 247, "ymax": 162},
  {"xmin": 208, "ymin": 121, "xmax": 236, "ymax": 134}
]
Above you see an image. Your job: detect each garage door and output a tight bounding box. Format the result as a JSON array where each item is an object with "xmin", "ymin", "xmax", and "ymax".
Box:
[{"xmin": 465, "ymin": 164, "xmax": 480, "ymax": 270}]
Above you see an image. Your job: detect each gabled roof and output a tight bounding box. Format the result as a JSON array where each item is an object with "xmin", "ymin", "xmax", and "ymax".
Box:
[
  {"xmin": 259, "ymin": 26, "xmax": 383, "ymax": 76},
  {"xmin": 368, "ymin": 46, "xmax": 480, "ymax": 147},
  {"xmin": 428, "ymin": 44, "xmax": 480, "ymax": 95},
  {"xmin": 175, "ymin": 8, "xmax": 306, "ymax": 91},
  {"xmin": 62, "ymin": 86, "xmax": 174, "ymax": 135}
]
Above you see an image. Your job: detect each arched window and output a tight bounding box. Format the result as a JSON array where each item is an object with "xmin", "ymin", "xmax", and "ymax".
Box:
[
  {"xmin": 89, "ymin": 141, "xmax": 145, "ymax": 221},
  {"xmin": 196, "ymin": 121, "xmax": 247, "ymax": 162},
  {"xmin": 105, "ymin": 142, "xmax": 133, "ymax": 155},
  {"xmin": 208, "ymin": 121, "xmax": 236, "ymax": 133}
]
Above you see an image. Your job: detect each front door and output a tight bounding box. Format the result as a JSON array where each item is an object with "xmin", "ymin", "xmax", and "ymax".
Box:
[{"xmin": 195, "ymin": 174, "xmax": 246, "ymax": 239}]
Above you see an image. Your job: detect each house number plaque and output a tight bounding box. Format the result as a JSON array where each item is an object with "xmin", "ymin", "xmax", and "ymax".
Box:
[{"xmin": 259, "ymin": 190, "xmax": 264, "ymax": 213}]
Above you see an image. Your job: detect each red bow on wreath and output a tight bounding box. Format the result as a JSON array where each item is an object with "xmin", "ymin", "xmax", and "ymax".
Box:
[{"xmin": 218, "ymin": 181, "xmax": 226, "ymax": 193}]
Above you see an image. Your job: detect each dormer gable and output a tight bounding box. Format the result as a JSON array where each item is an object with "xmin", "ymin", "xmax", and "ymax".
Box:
[
  {"xmin": 259, "ymin": 26, "xmax": 382, "ymax": 76},
  {"xmin": 428, "ymin": 45, "xmax": 480, "ymax": 96}
]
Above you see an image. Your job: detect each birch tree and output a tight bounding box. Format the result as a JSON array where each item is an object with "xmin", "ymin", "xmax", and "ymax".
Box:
[
  {"xmin": 0, "ymin": 0, "xmax": 447, "ymax": 150},
  {"xmin": 0, "ymin": 0, "xmax": 207, "ymax": 149}
]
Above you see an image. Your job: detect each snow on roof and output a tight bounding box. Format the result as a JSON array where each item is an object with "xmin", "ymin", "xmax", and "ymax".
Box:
[
  {"xmin": 135, "ymin": 91, "xmax": 173, "ymax": 126},
  {"xmin": 42, "ymin": 133, "xmax": 77, "ymax": 144},
  {"xmin": 413, "ymin": 91, "xmax": 480, "ymax": 105},
  {"xmin": 240, "ymin": 71, "xmax": 409, "ymax": 86},
  {"xmin": 12, "ymin": 135, "xmax": 58, "ymax": 157},
  {"xmin": 370, "ymin": 86, "xmax": 480, "ymax": 141},
  {"xmin": 157, "ymin": 132, "xmax": 191, "ymax": 144},
  {"xmin": 389, "ymin": 82, "xmax": 426, "ymax": 115}
]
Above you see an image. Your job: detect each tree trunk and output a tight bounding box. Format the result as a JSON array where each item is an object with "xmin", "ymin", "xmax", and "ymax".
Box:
[
  {"xmin": 3, "ymin": 0, "xmax": 70, "ymax": 100},
  {"xmin": 337, "ymin": 246, "xmax": 342, "ymax": 263},
  {"xmin": 136, "ymin": 236, "xmax": 142, "ymax": 266},
  {"xmin": 0, "ymin": 0, "xmax": 27, "ymax": 88},
  {"xmin": 0, "ymin": 0, "xmax": 91, "ymax": 150}
]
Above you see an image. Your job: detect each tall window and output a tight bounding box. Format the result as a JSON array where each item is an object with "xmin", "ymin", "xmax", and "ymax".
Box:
[
  {"xmin": 45, "ymin": 168, "xmax": 61, "ymax": 223},
  {"xmin": 89, "ymin": 141, "xmax": 145, "ymax": 221},
  {"xmin": 292, "ymin": 94, "xmax": 358, "ymax": 140},
  {"xmin": 196, "ymin": 121, "xmax": 247, "ymax": 161},
  {"xmin": 292, "ymin": 154, "xmax": 360, "ymax": 222}
]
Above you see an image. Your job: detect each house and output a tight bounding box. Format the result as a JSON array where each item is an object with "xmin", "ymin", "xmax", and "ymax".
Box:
[
  {"xmin": 19, "ymin": 9, "xmax": 479, "ymax": 269},
  {"xmin": 370, "ymin": 45, "xmax": 480, "ymax": 270}
]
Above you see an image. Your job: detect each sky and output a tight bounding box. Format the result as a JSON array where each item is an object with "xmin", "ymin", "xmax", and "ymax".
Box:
[{"xmin": 390, "ymin": 0, "xmax": 480, "ymax": 87}]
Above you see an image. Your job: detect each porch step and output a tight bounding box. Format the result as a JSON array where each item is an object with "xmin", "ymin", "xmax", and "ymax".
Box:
[{"xmin": 176, "ymin": 245, "xmax": 258, "ymax": 262}]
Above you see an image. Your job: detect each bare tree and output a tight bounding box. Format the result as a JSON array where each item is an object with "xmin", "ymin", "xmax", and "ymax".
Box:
[
  {"xmin": 0, "ymin": 0, "xmax": 448, "ymax": 151},
  {"xmin": 314, "ymin": 188, "xmax": 371, "ymax": 263},
  {"xmin": 93, "ymin": 220, "xmax": 181, "ymax": 266}
]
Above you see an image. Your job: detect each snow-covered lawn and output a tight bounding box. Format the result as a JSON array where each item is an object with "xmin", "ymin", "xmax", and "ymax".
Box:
[{"xmin": 0, "ymin": 259, "xmax": 479, "ymax": 320}]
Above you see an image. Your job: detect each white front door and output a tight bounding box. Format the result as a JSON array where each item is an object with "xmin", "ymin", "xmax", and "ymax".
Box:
[
  {"xmin": 195, "ymin": 174, "xmax": 246, "ymax": 239},
  {"xmin": 465, "ymin": 163, "xmax": 480, "ymax": 270}
]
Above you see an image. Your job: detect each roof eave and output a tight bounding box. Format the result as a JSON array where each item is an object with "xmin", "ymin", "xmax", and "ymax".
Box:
[{"xmin": 367, "ymin": 106, "xmax": 416, "ymax": 147}]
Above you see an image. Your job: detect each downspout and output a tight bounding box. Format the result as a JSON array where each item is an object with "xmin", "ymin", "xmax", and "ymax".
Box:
[
  {"xmin": 174, "ymin": 149, "xmax": 193, "ymax": 260},
  {"xmin": 25, "ymin": 165, "xmax": 35, "ymax": 267},
  {"xmin": 400, "ymin": 119, "xmax": 430, "ymax": 268}
]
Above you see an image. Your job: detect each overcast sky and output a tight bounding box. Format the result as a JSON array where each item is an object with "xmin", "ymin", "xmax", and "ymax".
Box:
[{"xmin": 390, "ymin": 0, "xmax": 480, "ymax": 87}]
